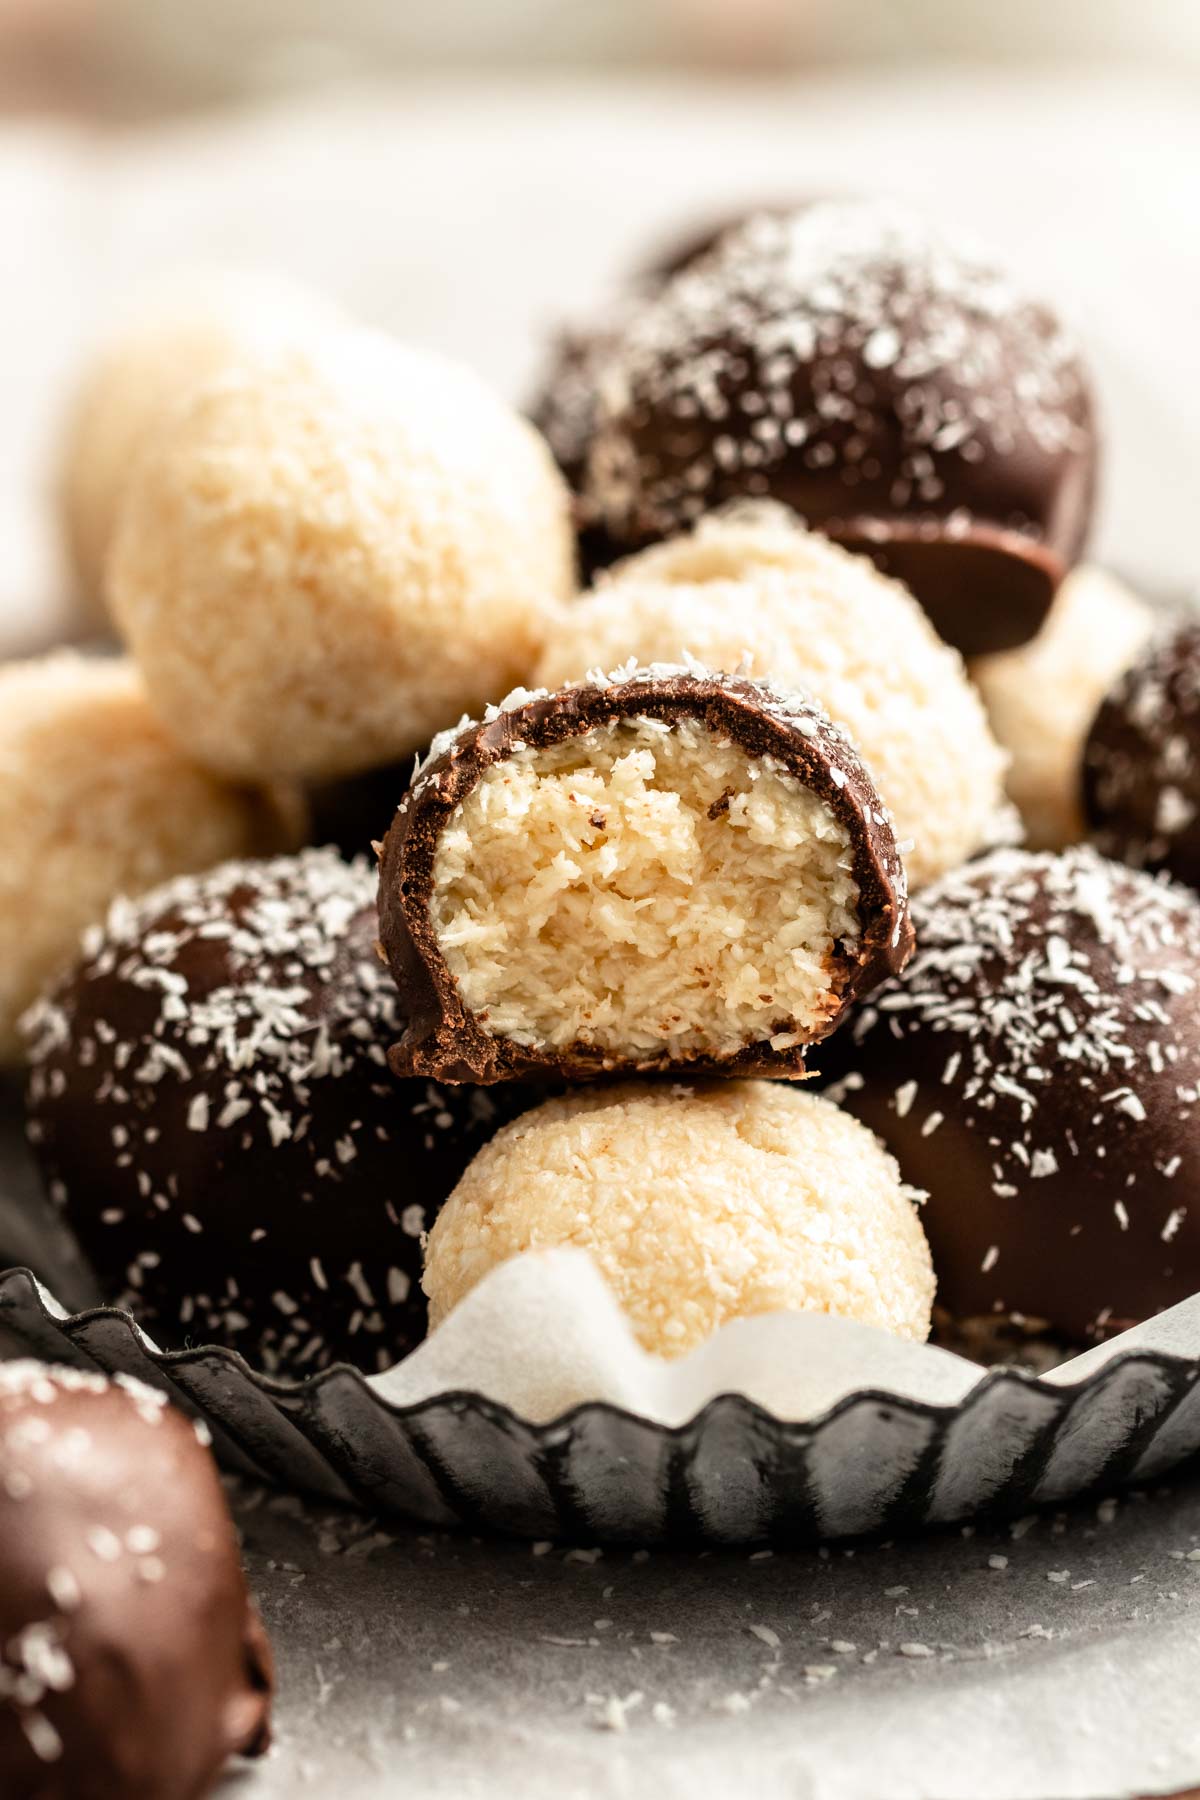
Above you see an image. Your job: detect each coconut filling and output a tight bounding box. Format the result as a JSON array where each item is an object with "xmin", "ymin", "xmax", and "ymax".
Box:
[{"xmin": 428, "ymin": 714, "xmax": 862, "ymax": 1060}]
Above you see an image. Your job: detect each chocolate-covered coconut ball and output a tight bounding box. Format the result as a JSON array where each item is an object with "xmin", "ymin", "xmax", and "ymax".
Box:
[
  {"xmin": 0, "ymin": 1361, "xmax": 271, "ymax": 1800},
  {"xmin": 576, "ymin": 200, "xmax": 1097, "ymax": 655},
  {"xmin": 424, "ymin": 1082, "xmax": 934, "ymax": 1356},
  {"xmin": 535, "ymin": 506, "xmax": 1009, "ymax": 889},
  {"xmin": 379, "ymin": 664, "xmax": 912, "ymax": 1085},
  {"xmin": 530, "ymin": 321, "xmax": 621, "ymax": 501},
  {"xmin": 971, "ymin": 566, "xmax": 1153, "ymax": 849},
  {"xmin": 529, "ymin": 206, "xmax": 784, "ymax": 492},
  {"xmin": 1083, "ymin": 620, "xmax": 1200, "ymax": 887},
  {"xmin": 107, "ymin": 328, "xmax": 575, "ymax": 783},
  {"xmin": 57, "ymin": 268, "xmax": 343, "ymax": 616},
  {"xmin": 823, "ymin": 846, "xmax": 1200, "ymax": 1342},
  {"xmin": 0, "ymin": 652, "xmax": 301, "ymax": 1068},
  {"xmin": 529, "ymin": 202, "xmax": 806, "ymax": 495},
  {"xmin": 24, "ymin": 849, "xmax": 533, "ymax": 1373}
]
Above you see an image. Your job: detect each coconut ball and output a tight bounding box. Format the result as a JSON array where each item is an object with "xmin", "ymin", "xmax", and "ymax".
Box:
[
  {"xmin": 57, "ymin": 268, "xmax": 344, "ymax": 615},
  {"xmin": 534, "ymin": 507, "xmax": 1009, "ymax": 890},
  {"xmin": 575, "ymin": 200, "xmax": 1097, "ymax": 656},
  {"xmin": 971, "ymin": 566, "xmax": 1154, "ymax": 850},
  {"xmin": 0, "ymin": 652, "xmax": 300, "ymax": 1066},
  {"xmin": 423, "ymin": 1082, "xmax": 934, "ymax": 1357},
  {"xmin": 107, "ymin": 328, "xmax": 576, "ymax": 782},
  {"xmin": 823, "ymin": 847, "xmax": 1200, "ymax": 1342},
  {"xmin": 24, "ymin": 850, "xmax": 536, "ymax": 1373}
]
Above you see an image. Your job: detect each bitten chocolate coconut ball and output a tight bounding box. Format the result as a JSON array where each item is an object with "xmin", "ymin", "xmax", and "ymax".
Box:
[
  {"xmin": 0, "ymin": 652, "xmax": 301, "ymax": 1068},
  {"xmin": 379, "ymin": 664, "xmax": 912, "ymax": 1085},
  {"xmin": 1083, "ymin": 620, "xmax": 1200, "ymax": 888},
  {"xmin": 0, "ymin": 1362, "xmax": 271, "ymax": 1800},
  {"xmin": 24, "ymin": 850, "xmax": 532, "ymax": 1373},
  {"xmin": 424, "ymin": 1082, "xmax": 934, "ymax": 1356},
  {"xmin": 57, "ymin": 268, "xmax": 343, "ymax": 615},
  {"xmin": 823, "ymin": 846, "xmax": 1200, "ymax": 1342},
  {"xmin": 971, "ymin": 566, "xmax": 1153, "ymax": 850},
  {"xmin": 107, "ymin": 329, "xmax": 575, "ymax": 782},
  {"xmin": 576, "ymin": 200, "xmax": 1097, "ymax": 655},
  {"xmin": 536, "ymin": 506, "xmax": 1009, "ymax": 889}
]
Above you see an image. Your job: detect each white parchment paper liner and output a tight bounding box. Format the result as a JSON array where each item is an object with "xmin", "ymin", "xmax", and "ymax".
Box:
[{"xmin": 4, "ymin": 1246, "xmax": 1200, "ymax": 1545}]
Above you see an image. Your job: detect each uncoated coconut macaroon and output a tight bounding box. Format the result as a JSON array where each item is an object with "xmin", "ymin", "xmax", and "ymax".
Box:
[
  {"xmin": 423, "ymin": 1082, "xmax": 935, "ymax": 1357},
  {"xmin": 971, "ymin": 565, "xmax": 1154, "ymax": 850},
  {"xmin": 378, "ymin": 663, "xmax": 912, "ymax": 1084},
  {"xmin": 56, "ymin": 267, "xmax": 344, "ymax": 616},
  {"xmin": 0, "ymin": 652, "xmax": 301, "ymax": 1066},
  {"xmin": 535, "ymin": 506, "xmax": 1010, "ymax": 890},
  {"xmin": 107, "ymin": 327, "xmax": 576, "ymax": 782}
]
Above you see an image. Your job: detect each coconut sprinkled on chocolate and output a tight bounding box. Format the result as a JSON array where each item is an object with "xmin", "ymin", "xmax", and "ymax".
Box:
[
  {"xmin": 1084, "ymin": 619, "xmax": 1200, "ymax": 889},
  {"xmin": 0, "ymin": 1362, "xmax": 271, "ymax": 1797},
  {"xmin": 24, "ymin": 849, "xmax": 532, "ymax": 1373},
  {"xmin": 381, "ymin": 662, "xmax": 911, "ymax": 1085},
  {"xmin": 822, "ymin": 846, "xmax": 1200, "ymax": 1340},
  {"xmin": 575, "ymin": 199, "xmax": 1096, "ymax": 654}
]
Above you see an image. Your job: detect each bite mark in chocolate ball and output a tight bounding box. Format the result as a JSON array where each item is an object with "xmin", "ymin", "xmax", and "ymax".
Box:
[
  {"xmin": 24, "ymin": 849, "xmax": 533, "ymax": 1373},
  {"xmin": 821, "ymin": 846, "xmax": 1200, "ymax": 1342},
  {"xmin": 0, "ymin": 1361, "xmax": 271, "ymax": 1800},
  {"xmin": 577, "ymin": 201, "xmax": 1097, "ymax": 655},
  {"xmin": 379, "ymin": 664, "xmax": 912, "ymax": 1085},
  {"xmin": 1084, "ymin": 619, "xmax": 1200, "ymax": 888}
]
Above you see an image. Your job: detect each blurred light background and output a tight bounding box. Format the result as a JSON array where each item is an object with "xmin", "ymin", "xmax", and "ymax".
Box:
[{"xmin": 0, "ymin": 0, "xmax": 1196, "ymax": 651}]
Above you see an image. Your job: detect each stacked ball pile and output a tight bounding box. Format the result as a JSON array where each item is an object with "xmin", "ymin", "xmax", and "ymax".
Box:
[
  {"xmin": 8, "ymin": 196, "xmax": 1200, "ymax": 1792},
  {"xmin": 11, "ymin": 199, "xmax": 1200, "ymax": 1399}
]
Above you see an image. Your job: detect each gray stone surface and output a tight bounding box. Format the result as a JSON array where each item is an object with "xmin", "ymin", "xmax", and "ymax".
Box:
[{"xmin": 228, "ymin": 1475, "xmax": 1200, "ymax": 1800}]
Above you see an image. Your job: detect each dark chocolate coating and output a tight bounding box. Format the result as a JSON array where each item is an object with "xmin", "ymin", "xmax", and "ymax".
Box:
[
  {"xmin": 529, "ymin": 206, "xmax": 794, "ymax": 568},
  {"xmin": 24, "ymin": 850, "xmax": 534, "ymax": 1374},
  {"xmin": 0, "ymin": 1361, "xmax": 271, "ymax": 1800},
  {"xmin": 379, "ymin": 666, "xmax": 913, "ymax": 1085},
  {"xmin": 573, "ymin": 201, "xmax": 1098, "ymax": 656},
  {"xmin": 1083, "ymin": 619, "xmax": 1200, "ymax": 889},
  {"xmin": 306, "ymin": 763, "xmax": 413, "ymax": 859},
  {"xmin": 529, "ymin": 324, "xmax": 615, "ymax": 500},
  {"xmin": 527, "ymin": 324, "xmax": 632, "ymax": 586},
  {"xmin": 637, "ymin": 203, "xmax": 794, "ymax": 284},
  {"xmin": 818, "ymin": 846, "xmax": 1200, "ymax": 1342}
]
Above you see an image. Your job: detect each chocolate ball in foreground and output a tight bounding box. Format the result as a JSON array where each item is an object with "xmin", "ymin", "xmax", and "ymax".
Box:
[
  {"xmin": 578, "ymin": 200, "xmax": 1097, "ymax": 655},
  {"xmin": 535, "ymin": 506, "xmax": 1009, "ymax": 891},
  {"xmin": 822, "ymin": 846, "xmax": 1200, "ymax": 1342},
  {"xmin": 424, "ymin": 1082, "xmax": 934, "ymax": 1356},
  {"xmin": 0, "ymin": 1361, "xmax": 271, "ymax": 1800},
  {"xmin": 1083, "ymin": 620, "xmax": 1200, "ymax": 888},
  {"xmin": 379, "ymin": 664, "xmax": 912, "ymax": 1085},
  {"xmin": 971, "ymin": 566, "xmax": 1153, "ymax": 850},
  {"xmin": 24, "ymin": 849, "xmax": 532, "ymax": 1373}
]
